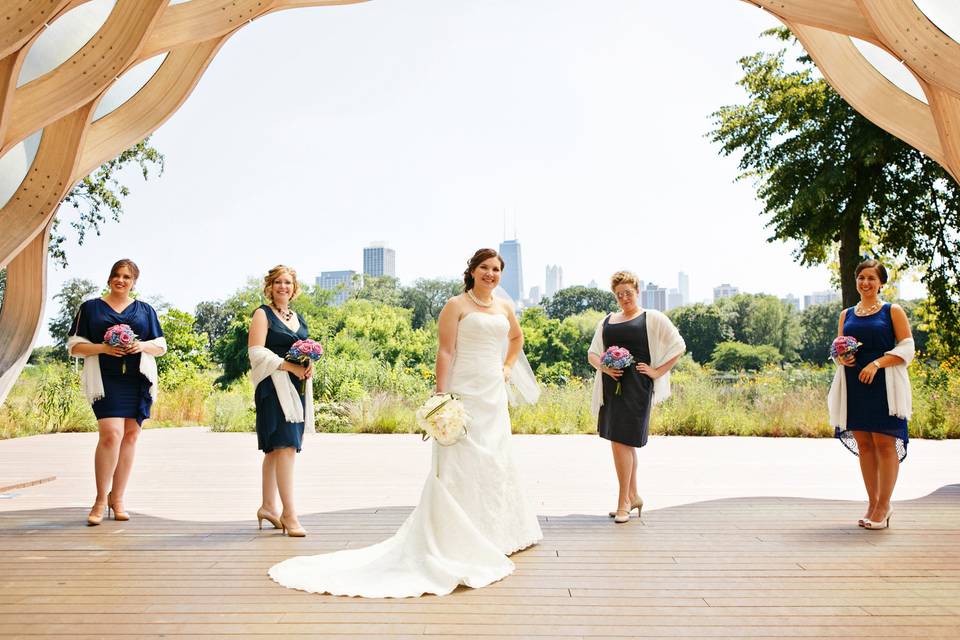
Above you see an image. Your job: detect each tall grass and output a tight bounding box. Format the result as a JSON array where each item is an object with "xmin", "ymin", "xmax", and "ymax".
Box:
[{"xmin": 3, "ymin": 359, "xmax": 959, "ymax": 440}]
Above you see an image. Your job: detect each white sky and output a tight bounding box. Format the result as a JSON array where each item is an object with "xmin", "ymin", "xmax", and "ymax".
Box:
[{"xmin": 35, "ymin": 0, "xmax": 932, "ymax": 343}]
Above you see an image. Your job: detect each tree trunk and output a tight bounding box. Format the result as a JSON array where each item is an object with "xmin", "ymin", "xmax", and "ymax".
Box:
[{"xmin": 837, "ymin": 198, "xmax": 863, "ymax": 309}]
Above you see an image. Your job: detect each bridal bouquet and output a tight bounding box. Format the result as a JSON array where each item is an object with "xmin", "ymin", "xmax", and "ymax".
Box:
[
  {"xmin": 104, "ymin": 324, "xmax": 137, "ymax": 373},
  {"xmin": 416, "ymin": 393, "xmax": 468, "ymax": 446},
  {"xmin": 829, "ymin": 335, "xmax": 862, "ymax": 363},
  {"xmin": 601, "ymin": 345, "xmax": 634, "ymax": 395},
  {"xmin": 285, "ymin": 339, "xmax": 324, "ymax": 393}
]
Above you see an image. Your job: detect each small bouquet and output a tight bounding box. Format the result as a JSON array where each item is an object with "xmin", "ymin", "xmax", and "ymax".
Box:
[
  {"xmin": 601, "ymin": 345, "xmax": 634, "ymax": 395},
  {"xmin": 829, "ymin": 336, "xmax": 862, "ymax": 363},
  {"xmin": 285, "ymin": 339, "xmax": 324, "ymax": 393},
  {"xmin": 416, "ymin": 393, "xmax": 468, "ymax": 447},
  {"xmin": 104, "ymin": 324, "xmax": 137, "ymax": 373}
]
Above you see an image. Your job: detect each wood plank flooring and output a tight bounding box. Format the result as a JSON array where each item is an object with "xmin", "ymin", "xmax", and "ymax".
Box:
[{"xmin": 1, "ymin": 429, "xmax": 958, "ymax": 638}]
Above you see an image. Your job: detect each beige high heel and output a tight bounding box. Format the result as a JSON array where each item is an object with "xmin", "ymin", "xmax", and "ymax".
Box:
[
  {"xmin": 280, "ymin": 515, "xmax": 307, "ymax": 537},
  {"xmin": 257, "ymin": 508, "xmax": 282, "ymax": 530},
  {"xmin": 107, "ymin": 492, "xmax": 130, "ymax": 521},
  {"xmin": 863, "ymin": 509, "xmax": 892, "ymax": 530},
  {"xmin": 613, "ymin": 509, "xmax": 631, "ymax": 524},
  {"xmin": 609, "ymin": 497, "xmax": 643, "ymax": 519},
  {"xmin": 87, "ymin": 502, "xmax": 107, "ymax": 526}
]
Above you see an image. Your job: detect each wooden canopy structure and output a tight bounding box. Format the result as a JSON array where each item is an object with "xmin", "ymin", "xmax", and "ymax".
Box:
[{"xmin": 1, "ymin": 0, "xmax": 959, "ymax": 403}]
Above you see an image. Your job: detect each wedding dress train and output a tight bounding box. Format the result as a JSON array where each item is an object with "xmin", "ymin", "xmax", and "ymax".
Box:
[{"xmin": 268, "ymin": 312, "xmax": 542, "ymax": 597}]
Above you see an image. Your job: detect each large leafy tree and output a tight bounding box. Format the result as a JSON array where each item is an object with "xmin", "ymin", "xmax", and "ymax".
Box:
[
  {"xmin": 542, "ymin": 285, "xmax": 617, "ymax": 321},
  {"xmin": 157, "ymin": 308, "xmax": 210, "ymax": 381},
  {"xmin": 51, "ymin": 138, "xmax": 165, "ymax": 268},
  {"xmin": 710, "ymin": 28, "xmax": 960, "ymax": 351},
  {"xmin": 797, "ymin": 300, "xmax": 842, "ymax": 364},
  {"xmin": 353, "ymin": 275, "xmax": 401, "ymax": 307},
  {"xmin": 668, "ymin": 303, "xmax": 731, "ymax": 364},
  {"xmin": 48, "ymin": 278, "xmax": 99, "ymax": 358},
  {"xmin": 716, "ymin": 293, "xmax": 799, "ymax": 360},
  {"xmin": 400, "ymin": 278, "xmax": 462, "ymax": 329},
  {"xmin": 193, "ymin": 300, "xmax": 233, "ymax": 351}
]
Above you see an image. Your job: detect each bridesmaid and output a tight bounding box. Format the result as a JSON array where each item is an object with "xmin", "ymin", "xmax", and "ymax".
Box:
[
  {"xmin": 66, "ymin": 259, "xmax": 167, "ymax": 526},
  {"xmin": 248, "ymin": 265, "xmax": 312, "ymax": 537},
  {"xmin": 587, "ymin": 271, "xmax": 685, "ymax": 524},
  {"xmin": 830, "ymin": 259, "xmax": 914, "ymax": 530}
]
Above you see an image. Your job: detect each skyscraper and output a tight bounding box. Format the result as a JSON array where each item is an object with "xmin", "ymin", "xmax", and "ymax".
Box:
[
  {"xmin": 545, "ymin": 265, "xmax": 564, "ymax": 297},
  {"xmin": 641, "ymin": 282, "xmax": 667, "ymax": 311},
  {"xmin": 713, "ymin": 283, "xmax": 740, "ymax": 301},
  {"xmin": 317, "ymin": 270, "xmax": 357, "ymax": 306},
  {"xmin": 678, "ymin": 272, "xmax": 689, "ymax": 305},
  {"xmin": 498, "ymin": 239, "xmax": 524, "ymax": 302},
  {"xmin": 363, "ymin": 242, "xmax": 395, "ymax": 277},
  {"xmin": 667, "ymin": 288, "xmax": 683, "ymax": 311}
]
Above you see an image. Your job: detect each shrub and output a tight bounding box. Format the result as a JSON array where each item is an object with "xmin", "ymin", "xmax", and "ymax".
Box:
[{"xmin": 710, "ymin": 341, "xmax": 783, "ymax": 371}]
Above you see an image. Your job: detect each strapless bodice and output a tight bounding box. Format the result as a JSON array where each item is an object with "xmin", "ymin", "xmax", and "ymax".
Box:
[{"xmin": 454, "ymin": 312, "xmax": 509, "ymax": 360}]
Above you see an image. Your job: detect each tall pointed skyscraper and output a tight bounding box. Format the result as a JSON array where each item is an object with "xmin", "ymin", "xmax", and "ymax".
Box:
[{"xmin": 498, "ymin": 239, "xmax": 524, "ymax": 303}]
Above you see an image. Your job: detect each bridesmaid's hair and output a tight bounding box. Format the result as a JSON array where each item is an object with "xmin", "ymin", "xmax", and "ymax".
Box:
[
  {"xmin": 263, "ymin": 265, "xmax": 302, "ymax": 302},
  {"xmin": 610, "ymin": 271, "xmax": 640, "ymax": 292},
  {"xmin": 463, "ymin": 248, "xmax": 504, "ymax": 292},
  {"xmin": 855, "ymin": 259, "xmax": 888, "ymax": 284},
  {"xmin": 108, "ymin": 259, "xmax": 140, "ymax": 283}
]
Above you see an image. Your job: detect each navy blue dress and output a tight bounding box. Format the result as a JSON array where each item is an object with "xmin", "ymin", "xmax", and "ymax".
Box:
[
  {"xmin": 597, "ymin": 313, "xmax": 654, "ymax": 448},
  {"xmin": 836, "ymin": 303, "xmax": 908, "ymax": 461},
  {"xmin": 255, "ymin": 305, "xmax": 308, "ymax": 453},
  {"xmin": 69, "ymin": 299, "xmax": 164, "ymax": 426}
]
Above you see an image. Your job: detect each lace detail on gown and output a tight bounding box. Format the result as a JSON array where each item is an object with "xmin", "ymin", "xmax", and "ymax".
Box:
[{"xmin": 268, "ymin": 312, "xmax": 543, "ymax": 597}]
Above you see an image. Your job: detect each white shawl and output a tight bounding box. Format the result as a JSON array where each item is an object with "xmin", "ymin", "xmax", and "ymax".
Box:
[
  {"xmin": 828, "ymin": 337, "xmax": 914, "ymax": 428},
  {"xmin": 248, "ymin": 346, "xmax": 315, "ymax": 434},
  {"xmin": 588, "ymin": 309, "xmax": 686, "ymax": 417},
  {"xmin": 66, "ymin": 335, "xmax": 168, "ymax": 404}
]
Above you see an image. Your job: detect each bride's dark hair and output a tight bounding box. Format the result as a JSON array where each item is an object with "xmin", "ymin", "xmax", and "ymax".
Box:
[{"xmin": 463, "ymin": 248, "xmax": 505, "ymax": 291}]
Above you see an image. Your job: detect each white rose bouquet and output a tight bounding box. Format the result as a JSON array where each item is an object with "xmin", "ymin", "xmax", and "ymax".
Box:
[{"xmin": 416, "ymin": 393, "xmax": 468, "ymax": 446}]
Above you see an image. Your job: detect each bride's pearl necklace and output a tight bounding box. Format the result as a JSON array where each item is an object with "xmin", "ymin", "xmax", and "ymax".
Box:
[
  {"xmin": 467, "ymin": 289, "xmax": 494, "ymax": 308},
  {"xmin": 854, "ymin": 299, "xmax": 883, "ymax": 316}
]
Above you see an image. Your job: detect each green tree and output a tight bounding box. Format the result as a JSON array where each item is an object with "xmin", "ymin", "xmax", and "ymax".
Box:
[
  {"xmin": 49, "ymin": 278, "xmax": 99, "ymax": 358},
  {"xmin": 519, "ymin": 307, "xmax": 570, "ymax": 377},
  {"xmin": 51, "ymin": 138, "xmax": 165, "ymax": 268},
  {"xmin": 157, "ymin": 308, "xmax": 210, "ymax": 381},
  {"xmin": 797, "ymin": 301, "xmax": 843, "ymax": 363},
  {"xmin": 354, "ymin": 275, "xmax": 401, "ymax": 307},
  {"xmin": 718, "ymin": 293, "xmax": 799, "ymax": 360},
  {"xmin": 400, "ymin": 278, "xmax": 462, "ymax": 329},
  {"xmin": 709, "ymin": 28, "xmax": 960, "ymax": 351},
  {"xmin": 710, "ymin": 341, "xmax": 782, "ymax": 372},
  {"xmin": 668, "ymin": 303, "xmax": 731, "ymax": 364},
  {"xmin": 194, "ymin": 300, "xmax": 232, "ymax": 351},
  {"xmin": 543, "ymin": 285, "xmax": 617, "ymax": 320}
]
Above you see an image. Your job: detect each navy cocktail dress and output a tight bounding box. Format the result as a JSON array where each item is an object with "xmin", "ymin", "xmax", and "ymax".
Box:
[
  {"xmin": 69, "ymin": 298, "xmax": 164, "ymax": 426},
  {"xmin": 836, "ymin": 303, "xmax": 908, "ymax": 461},
  {"xmin": 255, "ymin": 305, "xmax": 308, "ymax": 453},
  {"xmin": 597, "ymin": 313, "xmax": 654, "ymax": 448}
]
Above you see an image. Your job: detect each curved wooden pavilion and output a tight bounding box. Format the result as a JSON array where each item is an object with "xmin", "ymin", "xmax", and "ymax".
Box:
[{"xmin": 1, "ymin": 0, "xmax": 960, "ymax": 402}]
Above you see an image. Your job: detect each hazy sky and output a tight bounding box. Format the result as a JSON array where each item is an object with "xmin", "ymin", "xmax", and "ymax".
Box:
[{"xmin": 33, "ymin": 0, "xmax": 936, "ymax": 342}]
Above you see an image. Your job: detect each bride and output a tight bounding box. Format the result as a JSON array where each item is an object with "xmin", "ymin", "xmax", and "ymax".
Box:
[{"xmin": 268, "ymin": 248, "xmax": 543, "ymax": 597}]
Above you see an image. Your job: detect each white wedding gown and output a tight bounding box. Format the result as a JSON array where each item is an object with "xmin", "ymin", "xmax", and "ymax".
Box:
[{"xmin": 268, "ymin": 312, "xmax": 543, "ymax": 597}]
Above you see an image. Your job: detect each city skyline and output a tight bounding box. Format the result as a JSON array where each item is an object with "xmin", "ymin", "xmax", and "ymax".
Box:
[
  {"xmin": 28, "ymin": 1, "xmax": 927, "ymax": 344},
  {"xmin": 310, "ymin": 237, "xmax": 847, "ymax": 312}
]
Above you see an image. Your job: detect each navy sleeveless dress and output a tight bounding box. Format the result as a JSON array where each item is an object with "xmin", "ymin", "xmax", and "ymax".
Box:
[
  {"xmin": 69, "ymin": 298, "xmax": 164, "ymax": 426},
  {"xmin": 836, "ymin": 303, "xmax": 908, "ymax": 461},
  {"xmin": 254, "ymin": 305, "xmax": 308, "ymax": 453},
  {"xmin": 597, "ymin": 313, "xmax": 654, "ymax": 448}
]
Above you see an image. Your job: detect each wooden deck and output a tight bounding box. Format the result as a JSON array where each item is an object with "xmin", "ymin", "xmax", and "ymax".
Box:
[{"xmin": 1, "ymin": 429, "xmax": 959, "ymax": 639}]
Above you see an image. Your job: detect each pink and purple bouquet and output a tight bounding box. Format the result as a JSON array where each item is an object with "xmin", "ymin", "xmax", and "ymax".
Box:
[
  {"xmin": 104, "ymin": 324, "xmax": 137, "ymax": 373},
  {"xmin": 829, "ymin": 335, "xmax": 862, "ymax": 362},
  {"xmin": 601, "ymin": 345, "xmax": 634, "ymax": 395},
  {"xmin": 285, "ymin": 339, "xmax": 324, "ymax": 393}
]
